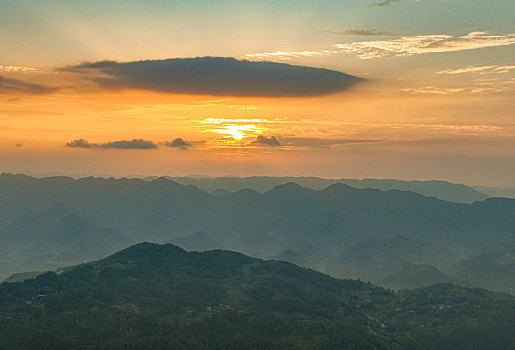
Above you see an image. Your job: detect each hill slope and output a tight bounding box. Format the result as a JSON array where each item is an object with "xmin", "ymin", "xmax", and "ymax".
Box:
[{"xmin": 0, "ymin": 243, "xmax": 513, "ymax": 349}]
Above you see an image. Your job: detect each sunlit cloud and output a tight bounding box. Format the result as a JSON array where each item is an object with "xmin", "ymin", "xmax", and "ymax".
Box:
[
  {"xmin": 201, "ymin": 118, "xmax": 266, "ymax": 141},
  {"xmin": 195, "ymin": 118, "xmax": 297, "ymax": 148},
  {"xmin": 0, "ymin": 65, "xmax": 39, "ymax": 73},
  {"xmin": 281, "ymin": 137, "xmax": 380, "ymax": 148},
  {"xmin": 230, "ymin": 105, "xmax": 260, "ymax": 111},
  {"xmin": 246, "ymin": 32, "xmax": 515, "ymax": 61},
  {"xmin": 402, "ymin": 87, "xmax": 466, "ymax": 95},
  {"xmin": 402, "ymin": 83, "xmax": 513, "ymax": 95},
  {"xmin": 438, "ymin": 65, "xmax": 515, "ymax": 75},
  {"xmin": 336, "ymin": 32, "xmax": 515, "ymax": 59},
  {"xmin": 244, "ymin": 50, "xmax": 335, "ymax": 60}
]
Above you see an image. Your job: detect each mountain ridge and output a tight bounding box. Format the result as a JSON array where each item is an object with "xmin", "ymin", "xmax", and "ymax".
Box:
[{"xmin": 0, "ymin": 173, "xmax": 513, "ymax": 294}]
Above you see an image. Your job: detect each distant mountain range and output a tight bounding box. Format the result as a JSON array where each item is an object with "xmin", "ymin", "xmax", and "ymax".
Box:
[
  {"xmin": 473, "ymin": 185, "xmax": 515, "ymax": 199},
  {"xmin": 1, "ymin": 243, "xmax": 513, "ymax": 349},
  {"xmin": 0, "ymin": 173, "xmax": 513, "ymax": 294},
  {"xmin": 160, "ymin": 176, "xmax": 489, "ymax": 203}
]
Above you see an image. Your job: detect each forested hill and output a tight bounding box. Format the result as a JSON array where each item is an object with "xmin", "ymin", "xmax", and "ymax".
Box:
[{"xmin": 0, "ymin": 243, "xmax": 513, "ymax": 349}]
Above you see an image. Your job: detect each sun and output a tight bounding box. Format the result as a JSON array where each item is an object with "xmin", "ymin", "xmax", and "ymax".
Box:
[
  {"xmin": 201, "ymin": 118, "xmax": 269, "ymax": 143},
  {"xmin": 223, "ymin": 124, "xmax": 256, "ymax": 140}
]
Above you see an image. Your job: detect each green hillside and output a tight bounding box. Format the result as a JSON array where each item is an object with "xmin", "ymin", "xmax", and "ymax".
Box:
[{"xmin": 0, "ymin": 243, "xmax": 513, "ymax": 349}]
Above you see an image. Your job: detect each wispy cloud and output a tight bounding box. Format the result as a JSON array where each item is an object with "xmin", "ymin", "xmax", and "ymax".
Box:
[
  {"xmin": 246, "ymin": 32, "xmax": 515, "ymax": 61},
  {"xmin": 321, "ymin": 29, "xmax": 392, "ymax": 37},
  {"xmin": 402, "ymin": 87, "xmax": 466, "ymax": 95},
  {"xmin": 0, "ymin": 65, "xmax": 39, "ymax": 73},
  {"xmin": 282, "ymin": 137, "xmax": 380, "ymax": 148},
  {"xmin": 402, "ymin": 84, "xmax": 512, "ymax": 95},
  {"xmin": 438, "ymin": 65, "xmax": 515, "ymax": 75},
  {"xmin": 0, "ymin": 75, "xmax": 54, "ymax": 94},
  {"xmin": 244, "ymin": 50, "xmax": 335, "ymax": 60},
  {"xmin": 367, "ymin": 0, "xmax": 400, "ymax": 8},
  {"xmin": 335, "ymin": 32, "xmax": 515, "ymax": 59}
]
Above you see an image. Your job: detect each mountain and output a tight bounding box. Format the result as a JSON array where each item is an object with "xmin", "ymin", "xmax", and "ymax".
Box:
[
  {"xmin": 0, "ymin": 174, "xmax": 513, "ymax": 293},
  {"xmin": 272, "ymin": 240, "xmax": 325, "ymax": 269},
  {"xmin": 0, "ymin": 243, "xmax": 513, "ymax": 349},
  {"xmin": 168, "ymin": 176, "xmax": 489, "ymax": 203},
  {"xmin": 206, "ymin": 183, "xmax": 512, "ymax": 253},
  {"xmin": 327, "ymin": 235, "xmax": 458, "ymax": 287},
  {"xmin": 378, "ymin": 263, "xmax": 455, "ymax": 289},
  {"xmin": 474, "ymin": 185, "xmax": 515, "ymax": 199},
  {"xmin": 448, "ymin": 242, "xmax": 515, "ymax": 294},
  {"xmin": 0, "ymin": 211, "xmax": 134, "ymax": 280}
]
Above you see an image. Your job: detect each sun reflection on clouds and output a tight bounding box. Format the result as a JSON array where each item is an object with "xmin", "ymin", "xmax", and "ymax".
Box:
[
  {"xmin": 195, "ymin": 117, "xmax": 352, "ymax": 149},
  {"xmin": 199, "ymin": 118, "xmax": 270, "ymax": 146}
]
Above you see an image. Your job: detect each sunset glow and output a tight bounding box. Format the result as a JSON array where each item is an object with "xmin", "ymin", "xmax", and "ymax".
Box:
[{"xmin": 0, "ymin": 0, "xmax": 513, "ymax": 185}]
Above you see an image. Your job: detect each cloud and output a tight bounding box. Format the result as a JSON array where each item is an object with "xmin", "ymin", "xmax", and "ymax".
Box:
[
  {"xmin": 62, "ymin": 57, "xmax": 362, "ymax": 97},
  {"xmin": 321, "ymin": 29, "xmax": 392, "ymax": 37},
  {"xmin": 437, "ymin": 65, "xmax": 515, "ymax": 75},
  {"xmin": 0, "ymin": 65, "xmax": 39, "ymax": 73},
  {"xmin": 247, "ymin": 32, "xmax": 515, "ymax": 61},
  {"xmin": 335, "ymin": 32, "xmax": 515, "ymax": 59},
  {"xmin": 401, "ymin": 84, "xmax": 513, "ymax": 94},
  {"xmin": 367, "ymin": 0, "xmax": 400, "ymax": 8},
  {"xmin": 282, "ymin": 137, "xmax": 380, "ymax": 148},
  {"xmin": 244, "ymin": 50, "xmax": 336, "ymax": 60},
  {"xmin": 0, "ymin": 75, "xmax": 54, "ymax": 94},
  {"xmin": 101, "ymin": 139, "xmax": 157, "ymax": 149},
  {"xmin": 66, "ymin": 139, "xmax": 157, "ymax": 149},
  {"xmin": 252, "ymin": 135, "xmax": 280, "ymax": 147},
  {"xmin": 401, "ymin": 87, "xmax": 466, "ymax": 95},
  {"xmin": 66, "ymin": 139, "xmax": 97, "ymax": 148},
  {"xmin": 166, "ymin": 138, "xmax": 192, "ymax": 149}
]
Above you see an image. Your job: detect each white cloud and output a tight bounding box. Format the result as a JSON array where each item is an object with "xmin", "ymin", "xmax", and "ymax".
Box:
[
  {"xmin": 335, "ymin": 32, "xmax": 515, "ymax": 59},
  {"xmin": 438, "ymin": 65, "xmax": 515, "ymax": 75},
  {"xmin": 244, "ymin": 50, "xmax": 335, "ymax": 60},
  {"xmin": 0, "ymin": 65, "xmax": 39, "ymax": 73},
  {"xmin": 402, "ymin": 84, "xmax": 512, "ymax": 95},
  {"xmin": 402, "ymin": 87, "xmax": 465, "ymax": 95},
  {"xmin": 245, "ymin": 32, "xmax": 515, "ymax": 61}
]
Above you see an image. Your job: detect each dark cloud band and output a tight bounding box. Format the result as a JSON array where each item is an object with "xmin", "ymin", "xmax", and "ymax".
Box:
[
  {"xmin": 252, "ymin": 135, "xmax": 280, "ymax": 147},
  {"xmin": 165, "ymin": 138, "xmax": 192, "ymax": 149},
  {"xmin": 62, "ymin": 57, "xmax": 363, "ymax": 97},
  {"xmin": 0, "ymin": 76, "xmax": 54, "ymax": 94},
  {"xmin": 367, "ymin": 0, "xmax": 400, "ymax": 8},
  {"xmin": 67, "ymin": 139, "xmax": 157, "ymax": 149}
]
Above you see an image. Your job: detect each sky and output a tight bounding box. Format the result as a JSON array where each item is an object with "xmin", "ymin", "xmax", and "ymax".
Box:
[{"xmin": 0, "ymin": 0, "xmax": 514, "ymax": 186}]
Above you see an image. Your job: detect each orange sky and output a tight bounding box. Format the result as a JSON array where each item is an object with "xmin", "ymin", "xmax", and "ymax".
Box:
[{"xmin": 1, "ymin": 0, "xmax": 514, "ymax": 185}]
